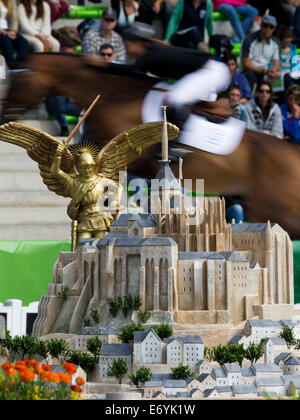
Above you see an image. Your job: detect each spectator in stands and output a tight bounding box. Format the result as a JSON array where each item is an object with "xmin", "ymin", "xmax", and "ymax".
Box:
[
  {"xmin": 18, "ymin": 0, "xmax": 60, "ymax": 52},
  {"xmin": 0, "ymin": 0, "xmax": 29, "ymax": 67},
  {"xmin": 212, "ymin": 0, "xmax": 258, "ymax": 43},
  {"xmin": 241, "ymin": 11, "xmax": 280, "ymax": 90},
  {"xmin": 228, "ymin": 83, "xmax": 247, "ymax": 120},
  {"xmin": 164, "ymin": 0, "xmax": 214, "ymax": 51},
  {"xmin": 135, "ymin": 0, "xmax": 173, "ymax": 38},
  {"xmin": 81, "ymin": 7, "xmax": 126, "ymax": 63},
  {"xmin": 280, "ymin": 85, "xmax": 300, "ymax": 144},
  {"xmin": 99, "ymin": 43, "xmax": 117, "ymax": 62},
  {"xmin": 111, "ymin": 0, "xmax": 139, "ymax": 30},
  {"xmin": 275, "ymin": 25, "xmax": 299, "ymax": 91},
  {"xmin": 45, "ymin": 0, "xmax": 70, "ymax": 23},
  {"xmin": 223, "ymin": 53, "xmax": 252, "ymax": 102},
  {"xmin": 245, "ymin": 80, "xmax": 283, "ymax": 138}
]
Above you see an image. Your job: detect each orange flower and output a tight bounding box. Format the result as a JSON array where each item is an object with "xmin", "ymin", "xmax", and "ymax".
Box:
[
  {"xmin": 20, "ymin": 368, "xmax": 35, "ymax": 383},
  {"xmin": 58, "ymin": 372, "xmax": 71, "ymax": 384},
  {"xmin": 39, "ymin": 370, "xmax": 52, "ymax": 382},
  {"xmin": 42, "ymin": 364, "xmax": 52, "ymax": 371},
  {"xmin": 71, "ymin": 384, "xmax": 82, "ymax": 393},
  {"xmin": 14, "ymin": 361, "xmax": 27, "ymax": 371},
  {"xmin": 5, "ymin": 368, "xmax": 17, "ymax": 378},
  {"xmin": 62, "ymin": 363, "xmax": 77, "ymax": 375},
  {"xmin": 1, "ymin": 363, "xmax": 13, "ymax": 371},
  {"xmin": 76, "ymin": 376, "xmax": 85, "ymax": 386}
]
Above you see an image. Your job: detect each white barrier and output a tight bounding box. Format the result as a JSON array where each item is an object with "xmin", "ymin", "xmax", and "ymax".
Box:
[{"xmin": 0, "ymin": 299, "xmax": 39, "ymax": 337}]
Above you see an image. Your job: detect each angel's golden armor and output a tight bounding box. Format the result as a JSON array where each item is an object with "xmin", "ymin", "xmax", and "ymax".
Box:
[{"xmin": 51, "ymin": 145, "xmax": 122, "ymax": 245}]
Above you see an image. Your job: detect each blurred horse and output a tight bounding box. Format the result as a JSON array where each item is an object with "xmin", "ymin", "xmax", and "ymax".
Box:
[{"xmin": 2, "ymin": 53, "xmax": 300, "ymax": 237}]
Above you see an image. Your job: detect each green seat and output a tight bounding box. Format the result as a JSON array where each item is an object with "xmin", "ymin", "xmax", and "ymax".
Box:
[
  {"xmin": 48, "ymin": 114, "xmax": 79, "ymax": 124},
  {"xmin": 62, "ymin": 5, "xmax": 106, "ymax": 19},
  {"xmin": 213, "ymin": 11, "xmax": 244, "ymax": 21}
]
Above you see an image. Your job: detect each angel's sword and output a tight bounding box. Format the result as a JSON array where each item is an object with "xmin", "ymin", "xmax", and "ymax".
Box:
[
  {"xmin": 62, "ymin": 94, "xmax": 101, "ymax": 147},
  {"xmin": 62, "ymin": 94, "xmax": 101, "ymax": 252}
]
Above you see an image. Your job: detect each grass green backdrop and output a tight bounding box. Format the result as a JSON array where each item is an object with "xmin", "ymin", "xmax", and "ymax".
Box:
[
  {"xmin": 0, "ymin": 241, "xmax": 70, "ymax": 305},
  {"xmin": 0, "ymin": 240, "xmax": 300, "ymax": 305}
]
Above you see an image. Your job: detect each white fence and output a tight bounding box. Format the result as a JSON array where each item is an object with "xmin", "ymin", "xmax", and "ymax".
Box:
[{"xmin": 0, "ymin": 299, "xmax": 39, "ymax": 337}]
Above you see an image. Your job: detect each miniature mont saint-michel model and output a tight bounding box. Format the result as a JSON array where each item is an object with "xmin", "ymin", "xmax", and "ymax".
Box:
[
  {"xmin": 32, "ymin": 110, "xmax": 294, "ymax": 338},
  {"xmin": 1, "ymin": 109, "xmax": 299, "ymax": 400}
]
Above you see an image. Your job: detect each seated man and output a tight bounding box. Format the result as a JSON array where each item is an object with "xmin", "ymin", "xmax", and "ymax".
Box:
[
  {"xmin": 99, "ymin": 43, "xmax": 117, "ymax": 62},
  {"xmin": 241, "ymin": 11, "xmax": 281, "ymax": 90},
  {"xmin": 81, "ymin": 7, "xmax": 126, "ymax": 63}
]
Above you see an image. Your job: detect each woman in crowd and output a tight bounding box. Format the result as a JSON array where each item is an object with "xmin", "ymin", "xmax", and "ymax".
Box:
[
  {"xmin": 245, "ymin": 80, "xmax": 283, "ymax": 138},
  {"xmin": 223, "ymin": 53, "xmax": 252, "ymax": 103},
  {"xmin": 280, "ymin": 85, "xmax": 300, "ymax": 145},
  {"xmin": 0, "ymin": 0, "xmax": 28, "ymax": 67},
  {"xmin": 165, "ymin": 0, "xmax": 214, "ymax": 51},
  {"xmin": 212, "ymin": 0, "xmax": 258, "ymax": 43},
  {"xmin": 18, "ymin": 0, "xmax": 60, "ymax": 52}
]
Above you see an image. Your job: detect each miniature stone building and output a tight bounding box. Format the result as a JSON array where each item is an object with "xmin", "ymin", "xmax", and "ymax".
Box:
[
  {"xmin": 75, "ymin": 326, "xmax": 120, "ymax": 351},
  {"xmin": 165, "ymin": 335, "xmax": 204, "ymax": 367},
  {"xmin": 99, "ymin": 343, "xmax": 132, "ymax": 381},
  {"xmin": 133, "ymin": 329, "xmax": 163, "ymax": 365}
]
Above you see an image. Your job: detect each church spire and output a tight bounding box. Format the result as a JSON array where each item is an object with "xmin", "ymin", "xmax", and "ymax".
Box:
[{"xmin": 161, "ymin": 105, "xmax": 169, "ymax": 162}]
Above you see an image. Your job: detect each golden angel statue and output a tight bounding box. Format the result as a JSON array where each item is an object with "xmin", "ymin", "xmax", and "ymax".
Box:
[{"xmin": 0, "ymin": 121, "xmax": 179, "ymax": 249}]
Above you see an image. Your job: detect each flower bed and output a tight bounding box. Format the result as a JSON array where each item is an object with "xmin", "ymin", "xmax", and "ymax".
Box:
[{"xmin": 0, "ymin": 360, "xmax": 85, "ymax": 400}]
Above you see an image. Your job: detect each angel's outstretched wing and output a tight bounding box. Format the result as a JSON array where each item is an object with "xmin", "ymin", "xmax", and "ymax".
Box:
[
  {"xmin": 97, "ymin": 121, "xmax": 179, "ymax": 181},
  {"xmin": 0, "ymin": 122, "xmax": 76, "ymax": 196}
]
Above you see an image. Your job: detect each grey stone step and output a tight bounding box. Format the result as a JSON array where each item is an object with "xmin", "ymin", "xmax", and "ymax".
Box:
[
  {"xmin": 0, "ymin": 172, "xmax": 54, "ymax": 191},
  {"xmin": 0, "ymin": 207, "xmax": 69, "ymax": 225},
  {"xmin": 0, "ymin": 153, "xmax": 40, "ymax": 171},
  {"xmin": 0, "ymin": 224, "xmax": 71, "ymax": 240},
  {"xmin": 0, "ymin": 191, "xmax": 69, "ymax": 207}
]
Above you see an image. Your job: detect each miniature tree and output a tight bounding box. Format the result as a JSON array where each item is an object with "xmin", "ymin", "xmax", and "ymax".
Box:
[
  {"xmin": 46, "ymin": 338, "xmax": 70, "ymax": 363},
  {"xmin": 107, "ymin": 357, "xmax": 128, "ymax": 384},
  {"xmin": 244, "ymin": 340, "xmax": 265, "ymax": 364},
  {"xmin": 86, "ymin": 336, "xmax": 103, "ymax": 363},
  {"xmin": 118, "ymin": 323, "xmax": 146, "ymax": 344},
  {"xmin": 171, "ymin": 363, "xmax": 193, "ymax": 380},
  {"xmin": 279, "ymin": 326, "xmax": 296, "ymax": 348},
  {"xmin": 129, "ymin": 366, "xmax": 152, "ymax": 388},
  {"xmin": 153, "ymin": 323, "xmax": 173, "ymax": 340},
  {"xmin": 137, "ymin": 309, "xmax": 151, "ymax": 324}
]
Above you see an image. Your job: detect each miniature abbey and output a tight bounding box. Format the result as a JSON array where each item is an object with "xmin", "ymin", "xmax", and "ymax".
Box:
[{"xmin": 32, "ymin": 113, "xmax": 295, "ymax": 337}]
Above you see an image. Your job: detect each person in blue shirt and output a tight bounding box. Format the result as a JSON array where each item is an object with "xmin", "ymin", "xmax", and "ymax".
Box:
[
  {"xmin": 223, "ymin": 53, "xmax": 252, "ymax": 103},
  {"xmin": 280, "ymin": 85, "xmax": 300, "ymax": 145}
]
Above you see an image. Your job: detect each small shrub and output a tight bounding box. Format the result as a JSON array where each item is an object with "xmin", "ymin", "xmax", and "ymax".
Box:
[
  {"xmin": 137, "ymin": 309, "xmax": 151, "ymax": 324},
  {"xmin": 57, "ymin": 286, "xmax": 70, "ymax": 301},
  {"xmin": 64, "ymin": 350, "xmax": 96, "ymax": 373},
  {"xmin": 46, "ymin": 338, "xmax": 70, "ymax": 363},
  {"xmin": 107, "ymin": 357, "xmax": 127, "ymax": 384},
  {"xmin": 90, "ymin": 308, "xmax": 99, "ymax": 324},
  {"xmin": 171, "ymin": 363, "xmax": 193, "ymax": 380},
  {"xmin": 129, "ymin": 366, "xmax": 152, "ymax": 388},
  {"xmin": 86, "ymin": 336, "xmax": 102, "ymax": 363},
  {"xmin": 153, "ymin": 323, "xmax": 173, "ymax": 340},
  {"xmin": 118, "ymin": 323, "xmax": 146, "ymax": 344}
]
